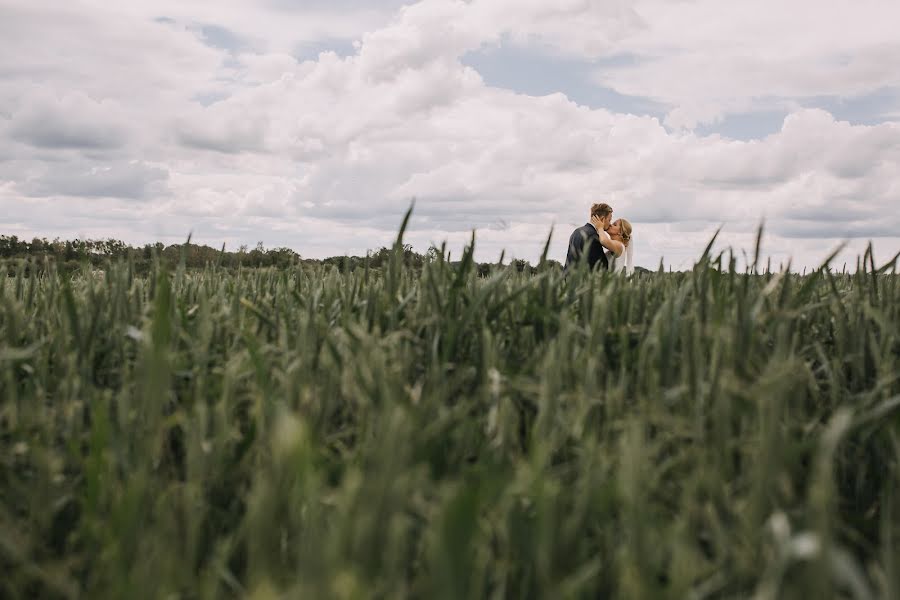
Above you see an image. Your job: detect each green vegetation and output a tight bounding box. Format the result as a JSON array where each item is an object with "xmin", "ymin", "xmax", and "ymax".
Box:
[
  {"xmin": 2, "ymin": 219, "xmax": 899, "ymax": 598},
  {"xmin": 0, "ymin": 235, "xmax": 478, "ymax": 275}
]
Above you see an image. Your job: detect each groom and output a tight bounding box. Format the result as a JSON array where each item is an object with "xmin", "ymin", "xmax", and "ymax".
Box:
[{"xmin": 565, "ymin": 202, "xmax": 613, "ymax": 271}]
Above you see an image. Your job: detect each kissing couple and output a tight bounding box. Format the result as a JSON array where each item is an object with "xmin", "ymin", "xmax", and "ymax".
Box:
[{"xmin": 564, "ymin": 203, "xmax": 634, "ymax": 274}]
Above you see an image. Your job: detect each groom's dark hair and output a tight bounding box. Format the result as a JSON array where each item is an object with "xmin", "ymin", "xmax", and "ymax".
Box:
[{"xmin": 590, "ymin": 203, "xmax": 613, "ymax": 219}]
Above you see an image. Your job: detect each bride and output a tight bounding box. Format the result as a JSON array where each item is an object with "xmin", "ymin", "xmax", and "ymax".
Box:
[{"xmin": 598, "ymin": 218, "xmax": 634, "ymax": 274}]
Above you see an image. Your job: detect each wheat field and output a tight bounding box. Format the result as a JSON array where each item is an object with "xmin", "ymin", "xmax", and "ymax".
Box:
[{"xmin": 2, "ymin": 222, "xmax": 899, "ymax": 599}]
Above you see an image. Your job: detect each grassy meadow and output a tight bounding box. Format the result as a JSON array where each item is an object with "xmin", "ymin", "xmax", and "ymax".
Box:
[{"xmin": 2, "ymin": 221, "xmax": 900, "ymax": 599}]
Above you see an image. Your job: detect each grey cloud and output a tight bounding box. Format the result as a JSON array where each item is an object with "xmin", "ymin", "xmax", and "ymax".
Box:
[
  {"xmin": 826, "ymin": 156, "xmax": 875, "ymax": 179},
  {"xmin": 778, "ymin": 203, "xmax": 878, "ymax": 223},
  {"xmin": 668, "ymin": 221, "xmax": 724, "ymax": 233},
  {"xmin": 177, "ymin": 120, "xmax": 267, "ymax": 154},
  {"xmin": 10, "ymin": 111, "xmax": 128, "ymax": 151},
  {"xmin": 20, "ymin": 161, "xmax": 170, "ymax": 200},
  {"xmin": 8, "ymin": 91, "xmax": 130, "ymax": 150},
  {"xmin": 772, "ymin": 218, "xmax": 900, "ymax": 240},
  {"xmin": 0, "ymin": 128, "xmax": 17, "ymax": 163},
  {"xmin": 700, "ymin": 173, "xmax": 793, "ymax": 190},
  {"xmin": 621, "ymin": 190, "xmax": 708, "ymax": 224},
  {"xmin": 300, "ymin": 196, "xmax": 547, "ymax": 234},
  {"xmin": 825, "ymin": 129, "xmax": 900, "ymax": 180}
]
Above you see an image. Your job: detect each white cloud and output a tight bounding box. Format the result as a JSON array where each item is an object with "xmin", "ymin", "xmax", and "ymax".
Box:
[
  {"xmin": 0, "ymin": 3, "xmax": 225, "ymax": 107},
  {"xmin": 0, "ymin": 0, "xmax": 898, "ymax": 270},
  {"xmin": 593, "ymin": 0, "xmax": 900, "ymax": 128}
]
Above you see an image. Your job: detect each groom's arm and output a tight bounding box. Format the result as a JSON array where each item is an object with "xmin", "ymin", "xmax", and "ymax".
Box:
[{"xmin": 565, "ymin": 229, "xmax": 585, "ymax": 269}]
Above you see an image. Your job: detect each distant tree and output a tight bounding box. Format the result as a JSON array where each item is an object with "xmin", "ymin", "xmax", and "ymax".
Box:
[
  {"xmin": 1, "ymin": 234, "xmax": 440, "ymax": 276},
  {"xmin": 424, "ymin": 245, "xmax": 442, "ymax": 263},
  {"xmin": 511, "ymin": 259, "xmax": 531, "ymax": 273}
]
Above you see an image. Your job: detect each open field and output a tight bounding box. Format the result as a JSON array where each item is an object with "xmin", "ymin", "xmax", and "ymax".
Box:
[{"xmin": 2, "ymin": 227, "xmax": 899, "ymax": 598}]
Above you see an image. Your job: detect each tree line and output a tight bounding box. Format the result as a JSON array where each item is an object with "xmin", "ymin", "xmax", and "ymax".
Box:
[{"xmin": 0, "ymin": 235, "xmax": 556, "ymax": 275}]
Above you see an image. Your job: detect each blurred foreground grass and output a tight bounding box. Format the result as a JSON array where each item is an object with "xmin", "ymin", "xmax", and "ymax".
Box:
[{"xmin": 2, "ymin": 224, "xmax": 899, "ymax": 599}]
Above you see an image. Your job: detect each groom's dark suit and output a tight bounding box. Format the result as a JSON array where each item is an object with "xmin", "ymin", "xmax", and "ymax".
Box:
[{"xmin": 565, "ymin": 223, "xmax": 609, "ymax": 271}]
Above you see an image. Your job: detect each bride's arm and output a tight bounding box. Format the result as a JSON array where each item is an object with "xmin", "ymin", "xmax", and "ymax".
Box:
[{"xmin": 597, "ymin": 229, "xmax": 625, "ymax": 257}]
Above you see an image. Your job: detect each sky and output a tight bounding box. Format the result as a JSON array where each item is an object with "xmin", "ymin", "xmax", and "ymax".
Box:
[{"xmin": 1, "ymin": 0, "xmax": 899, "ymax": 270}]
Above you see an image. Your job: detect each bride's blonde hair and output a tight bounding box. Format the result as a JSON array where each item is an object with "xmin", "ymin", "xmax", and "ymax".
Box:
[{"xmin": 618, "ymin": 218, "xmax": 633, "ymax": 245}]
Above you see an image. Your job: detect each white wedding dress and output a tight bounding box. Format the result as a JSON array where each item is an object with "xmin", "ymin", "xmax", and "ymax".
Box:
[
  {"xmin": 606, "ymin": 240, "xmax": 634, "ymax": 275},
  {"xmin": 597, "ymin": 228, "xmax": 634, "ymax": 274}
]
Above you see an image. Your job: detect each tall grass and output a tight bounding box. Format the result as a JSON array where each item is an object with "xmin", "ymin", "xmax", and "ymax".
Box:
[{"xmin": 1, "ymin": 221, "xmax": 899, "ymax": 598}]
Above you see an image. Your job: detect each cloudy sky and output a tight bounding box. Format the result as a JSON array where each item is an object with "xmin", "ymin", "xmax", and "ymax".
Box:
[{"xmin": 1, "ymin": 0, "xmax": 899, "ymax": 269}]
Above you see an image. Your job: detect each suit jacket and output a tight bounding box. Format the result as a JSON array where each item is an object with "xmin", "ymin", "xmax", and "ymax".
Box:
[{"xmin": 565, "ymin": 223, "xmax": 609, "ymax": 271}]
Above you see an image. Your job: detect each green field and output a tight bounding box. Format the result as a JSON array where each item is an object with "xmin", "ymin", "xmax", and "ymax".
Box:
[{"xmin": 2, "ymin": 225, "xmax": 899, "ymax": 599}]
